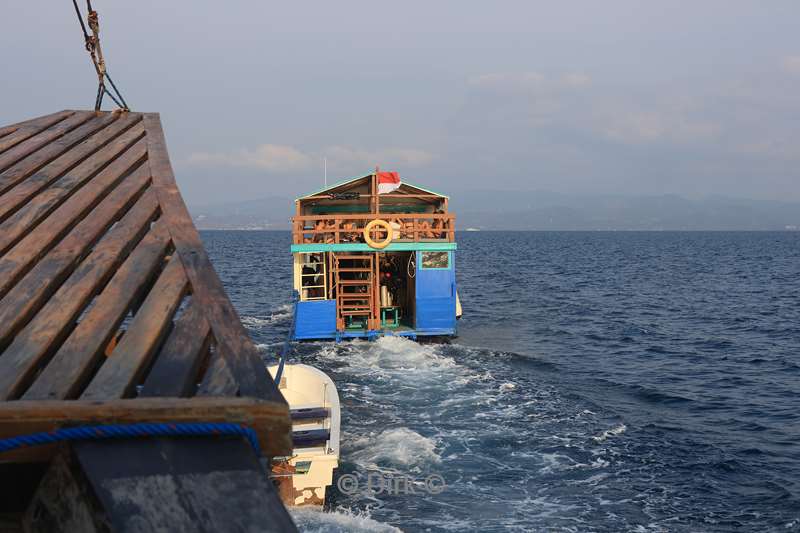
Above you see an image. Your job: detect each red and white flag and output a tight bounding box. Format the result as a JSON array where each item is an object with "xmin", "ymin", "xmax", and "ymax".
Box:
[{"xmin": 377, "ymin": 171, "xmax": 401, "ymax": 194}]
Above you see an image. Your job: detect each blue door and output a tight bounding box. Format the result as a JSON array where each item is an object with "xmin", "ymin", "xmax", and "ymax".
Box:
[{"xmin": 415, "ymin": 251, "xmax": 456, "ymax": 333}]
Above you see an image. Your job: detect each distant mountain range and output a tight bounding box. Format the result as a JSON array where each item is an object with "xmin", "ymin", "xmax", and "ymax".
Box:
[{"xmin": 189, "ymin": 191, "xmax": 800, "ymax": 231}]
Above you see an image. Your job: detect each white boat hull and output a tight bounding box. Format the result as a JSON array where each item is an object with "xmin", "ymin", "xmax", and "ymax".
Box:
[{"xmin": 268, "ymin": 363, "xmax": 340, "ymax": 507}]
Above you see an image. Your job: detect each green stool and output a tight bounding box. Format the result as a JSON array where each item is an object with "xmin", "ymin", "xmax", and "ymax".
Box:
[{"xmin": 380, "ymin": 306, "xmax": 400, "ymax": 328}]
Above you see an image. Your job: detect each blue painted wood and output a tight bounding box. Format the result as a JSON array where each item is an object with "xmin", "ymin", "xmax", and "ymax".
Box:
[
  {"xmin": 291, "ymin": 407, "xmax": 329, "ymax": 420},
  {"xmin": 293, "ymin": 300, "xmax": 337, "ymax": 340},
  {"xmin": 414, "ymin": 251, "xmax": 457, "ymax": 333},
  {"xmin": 292, "ymin": 428, "xmax": 330, "ymax": 447}
]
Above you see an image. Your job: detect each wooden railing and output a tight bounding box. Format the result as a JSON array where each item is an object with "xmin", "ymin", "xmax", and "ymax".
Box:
[{"xmin": 291, "ymin": 213, "xmax": 456, "ymax": 244}]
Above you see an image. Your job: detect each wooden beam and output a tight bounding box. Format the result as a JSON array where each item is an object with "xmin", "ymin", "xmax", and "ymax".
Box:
[
  {"xmin": 81, "ymin": 254, "xmax": 189, "ymax": 401},
  {"xmin": 0, "ymin": 112, "xmax": 95, "ymax": 182},
  {"xmin": 139, "ymin": 300, "xmax": 213, "ymax": 398},
  {"xmin": 0, "ymin": 113, "xmax": 142, "ymax": 228},
  {"xmin": 0, "ymin": 138, "xmax": 148, "ymax": 299},
  {"xmin": 23, "ymin": 225, "xmax": 170, "ymax": 402},
  {"xmin": 0, "ymin": 191, "xmax": 159, "ymax": 400},
  {"xmin": 0, "ymin": 397, "xmax": 292, "ymax": 459},
  {"xmin": 143, "ymin": 114, "xmax": 283, "ymax": 403},
  {"xmin": 0, "ymin": 111, "xmax": 74, "ymax": 155}
]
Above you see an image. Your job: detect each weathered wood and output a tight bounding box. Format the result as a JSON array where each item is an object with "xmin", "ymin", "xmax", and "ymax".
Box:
[
  {"xmin": 0, "ymin": 165, "xmax": 152, "ymax": 351},
  {"xmin": 0, "ymin": 112, "xmax": 94, "ymax": 178},
  {"xmin": 143, "ymin": 114, "xmax": 282, "ymax": 403},
  {"xmin": 0, "ymin": 112, "xmax": 120, "ymax": 203},
  {"xmin": 0, "ymin": 113, "xmax": 142, "ymax": 227},
  {"xmin": 0, "ymin": 397, "xmax": 292, "ymax": 459},
  {"xmin": 23, "ymin": 225, "xmax": 170, "ymax": 402},
  {"xmin": 139, "ymin": 300, "xmax": 212, "ymax": 398},
  {"xmin": 0, "ymin": 110, "xmax": 292, "ymax": 493},
  {"xmin": 73, "ymin": 438, "xmax": 297, "ymax": 533},
  {"xmin": 0, "ymin": 140, "xmax": 148, "ymax": 300},
  {"xmin": 81, "ymin": 254, "xmax": 189, "ymax": 401},
  {"xmin": 22, "ymin": 447, "xmax": 109, "ymax": 533},
  {"xmin": 0, "ymin": 111, "xmax": 74, "ymax": 156},
  {"xmin": 0, "ymin": 192, "xmax": 159, "ymax": 400}
]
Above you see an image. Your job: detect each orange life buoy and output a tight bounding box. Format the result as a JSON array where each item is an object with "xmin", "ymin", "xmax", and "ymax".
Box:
[{"xmin": 363, "ymin": 219, "xmax": 393, "ymax": 249}]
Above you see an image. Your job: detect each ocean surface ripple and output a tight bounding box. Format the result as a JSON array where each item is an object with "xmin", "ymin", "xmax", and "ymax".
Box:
[{"xmin": 202, "ymin": 230, "xmax": 800, "ymax": 532}]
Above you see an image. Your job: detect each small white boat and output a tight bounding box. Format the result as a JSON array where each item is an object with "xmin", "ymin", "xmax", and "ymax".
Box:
[{"xmin": 268, "ymin": 363, "xmax": 340, "ymax": 507}]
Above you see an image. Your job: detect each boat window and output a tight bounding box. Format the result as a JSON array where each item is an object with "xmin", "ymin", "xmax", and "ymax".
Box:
[
  {"xmin": 300, "ymin": 253, "xmax": 327, "ymax": 300},
  {"xmin": 421, "ymin": 251, "xmax": 449, "ymax": 269}
]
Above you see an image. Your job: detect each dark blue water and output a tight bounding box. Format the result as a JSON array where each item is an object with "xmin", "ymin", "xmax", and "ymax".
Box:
[{"xmin": 201, "ymin": 231, "xmax": 800, "ymax": 532}]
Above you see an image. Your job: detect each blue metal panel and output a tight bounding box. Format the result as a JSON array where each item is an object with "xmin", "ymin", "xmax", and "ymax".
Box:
[
  {"xmin": 415, "ymin": 251, "xmax": 456, "ymax": 333},
  {"xmin": 293, "ymin": 300, "xmax": 337, "ymax": 340}
]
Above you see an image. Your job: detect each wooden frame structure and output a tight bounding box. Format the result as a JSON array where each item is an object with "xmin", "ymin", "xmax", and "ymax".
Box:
[
  {"xmin": 0, "ymin": 110, "xmax": 294, "ymax": 531},
  {"xmin": 291, "ymin": 172, "xmax": 455, "ymax": 245}
]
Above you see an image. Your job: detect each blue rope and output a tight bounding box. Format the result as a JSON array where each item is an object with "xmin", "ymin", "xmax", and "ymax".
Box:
[
  {"xmin": 274, "ymin": 295, "xmax": 298, "ymax": 384},
  {"xmin": 0, "ymin": 422, "xmax": 261, "ymax": 456}
]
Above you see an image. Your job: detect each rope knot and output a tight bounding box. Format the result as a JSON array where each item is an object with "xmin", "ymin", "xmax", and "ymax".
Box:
[{"xmin": 88, "ymin": 10, "xmax": 99, "ymax": 33}]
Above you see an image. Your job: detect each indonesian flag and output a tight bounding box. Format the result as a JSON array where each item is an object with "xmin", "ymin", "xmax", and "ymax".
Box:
[{"xmin": 377, "ymin": 171, "xmax": 401, "ymax": 194}]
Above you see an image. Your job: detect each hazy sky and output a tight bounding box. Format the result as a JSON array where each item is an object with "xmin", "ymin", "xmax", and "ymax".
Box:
[{"xmin": 2, "ymin": 1, "xmax": 798, "ymax": 206}]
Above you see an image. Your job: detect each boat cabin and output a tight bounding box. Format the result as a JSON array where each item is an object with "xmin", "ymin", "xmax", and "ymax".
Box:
[{"xmin": 290, "ymin": 170, "xmax": 459, "ymax": 340}]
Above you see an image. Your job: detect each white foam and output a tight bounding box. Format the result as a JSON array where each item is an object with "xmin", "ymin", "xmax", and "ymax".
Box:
[
  {"xmin": 592, "ymin": 424, "xmax": 627, "ymax": 443},
  {"xmin": 350, "ymin": 427, "xmax": 441, "ymax": 471},
  {"xmin": 291, "ymin": 508, "xmax": 400, "ymax": 533},
  {"xmin": 317, "ymin": 336, "xmax": 463, "ymax": 383},
  {"xmin": 240, "ymin": 304, "xmax": 293, "ymax": 329}
]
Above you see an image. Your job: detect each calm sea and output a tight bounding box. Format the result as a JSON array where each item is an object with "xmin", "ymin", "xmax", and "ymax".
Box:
[{"xmin": 201, "ymin": 231, "xmax": 800, "ymax": 533}]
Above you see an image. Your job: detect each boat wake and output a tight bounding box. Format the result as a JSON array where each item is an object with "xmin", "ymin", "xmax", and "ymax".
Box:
[{"xmin": 290, "ymin": 508, "xmax": 400, "ymax": 533}]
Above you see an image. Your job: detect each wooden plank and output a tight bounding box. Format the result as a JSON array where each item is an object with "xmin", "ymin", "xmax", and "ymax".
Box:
[
  {"xmin": 22, "ymin": 448, "xmax": 107, "ymax": 533},
  {"xmin": 143, "ymin": 113, "xmax": 282, "ymax": 402},
  {"xmin": 0, "ymin": 112, "xmax": 94, "ymax": 177},
  {"xmin": 0, "ymin": 111, "xmax": 74, "ymax": 155},
  {"xmin": 0, "ymin": 164, "xmax": 152, "ymax": 350},
  {"xmin": 73, "ymin": 438, "xmax": 298, "ymax": 532},
  {"xmin": 0, "ymin": 112, "xmax": 121, "ymax": 199},
  {"xmin": 80, "ymin": 254, "xmax": 189, "ymax": 401},
  {"xmin": 139, "ymin": 300, "xmax": 212, "ymax": 398},
  {"xmin": 0, "ymin": 397, "xmax": 292, "ymax": 459},
  {"xmin": 0, "ymin": 113, "xmax": 142, "ymax": 225},
  {"xmin": 0, "ymin": 191, "xmax": 159, "ymax": 401},
  {"xmin": 0, "ymin": 121, "xmax": 146, "ymax": 255},
  {"xmin": 0, "ymin": 139, "xmax": 148, "ymax": 300},
  {"xmin": 23, "ymin": 225, "xmax": 170, "ymax": 401}
]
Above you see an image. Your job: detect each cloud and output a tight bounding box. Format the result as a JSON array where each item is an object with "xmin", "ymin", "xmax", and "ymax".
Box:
[
  {"xmin": 739, "ymin": 138, "xmax": 799, "ymax": 161},
  {"xmin": 781, "ymin": 55, "xmax": 800, "ymax": 75},
  {"xmin": 188, "ymin": 144, "xmax": 313, "ymax": 172},
  {"xmin": 324, "ymin": 146, "xmax": 435, "ymax": 169},
  {"xmin": 187, "ymin": 144, "xmax": 435, "ymax": 173},
  {"xmin": 598, "ymin": 110, "xmax": 720, "ymax": 144},
  {"xmin": 468, "ymin": 71, "xmax": 590, "ymax": 92}
]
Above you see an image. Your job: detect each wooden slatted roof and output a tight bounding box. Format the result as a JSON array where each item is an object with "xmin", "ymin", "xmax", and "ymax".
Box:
[{"xmin": 0, "ymin": 110, "xmax": 290, "ymax": 460}]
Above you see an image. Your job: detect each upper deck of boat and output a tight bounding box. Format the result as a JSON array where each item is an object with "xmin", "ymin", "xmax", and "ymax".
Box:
[{"xmin": 291, "ymin": 172, "xmax": 456, "ymax": 252}]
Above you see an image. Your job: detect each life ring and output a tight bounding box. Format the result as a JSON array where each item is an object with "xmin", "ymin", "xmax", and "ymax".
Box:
[{"xmin": 363, "ymin": 219, "xmax": 393, "ymax": 249}]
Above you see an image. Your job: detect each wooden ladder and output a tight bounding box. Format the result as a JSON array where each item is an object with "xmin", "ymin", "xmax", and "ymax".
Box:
[{"xmin": 331, "ymin": 253, "xmax": 377, "ymax": 331}]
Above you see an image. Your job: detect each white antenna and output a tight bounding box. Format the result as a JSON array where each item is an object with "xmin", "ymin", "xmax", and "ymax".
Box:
[{"xmin": 324, "ymin": 157, "xmax": 327, "ymax": 187}]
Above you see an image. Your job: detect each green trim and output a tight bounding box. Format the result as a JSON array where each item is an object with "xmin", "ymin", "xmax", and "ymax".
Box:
[
  {"xmin": 400, "ymin": 181, "xmax": 449, "ymax": 199},
  {"xmin": 296, "ymin": 173, "xmax": 449, "ymax": 200},
  {"xmin": 291, "ymin": 242, "xmax": 457, "ymax": 253}
]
